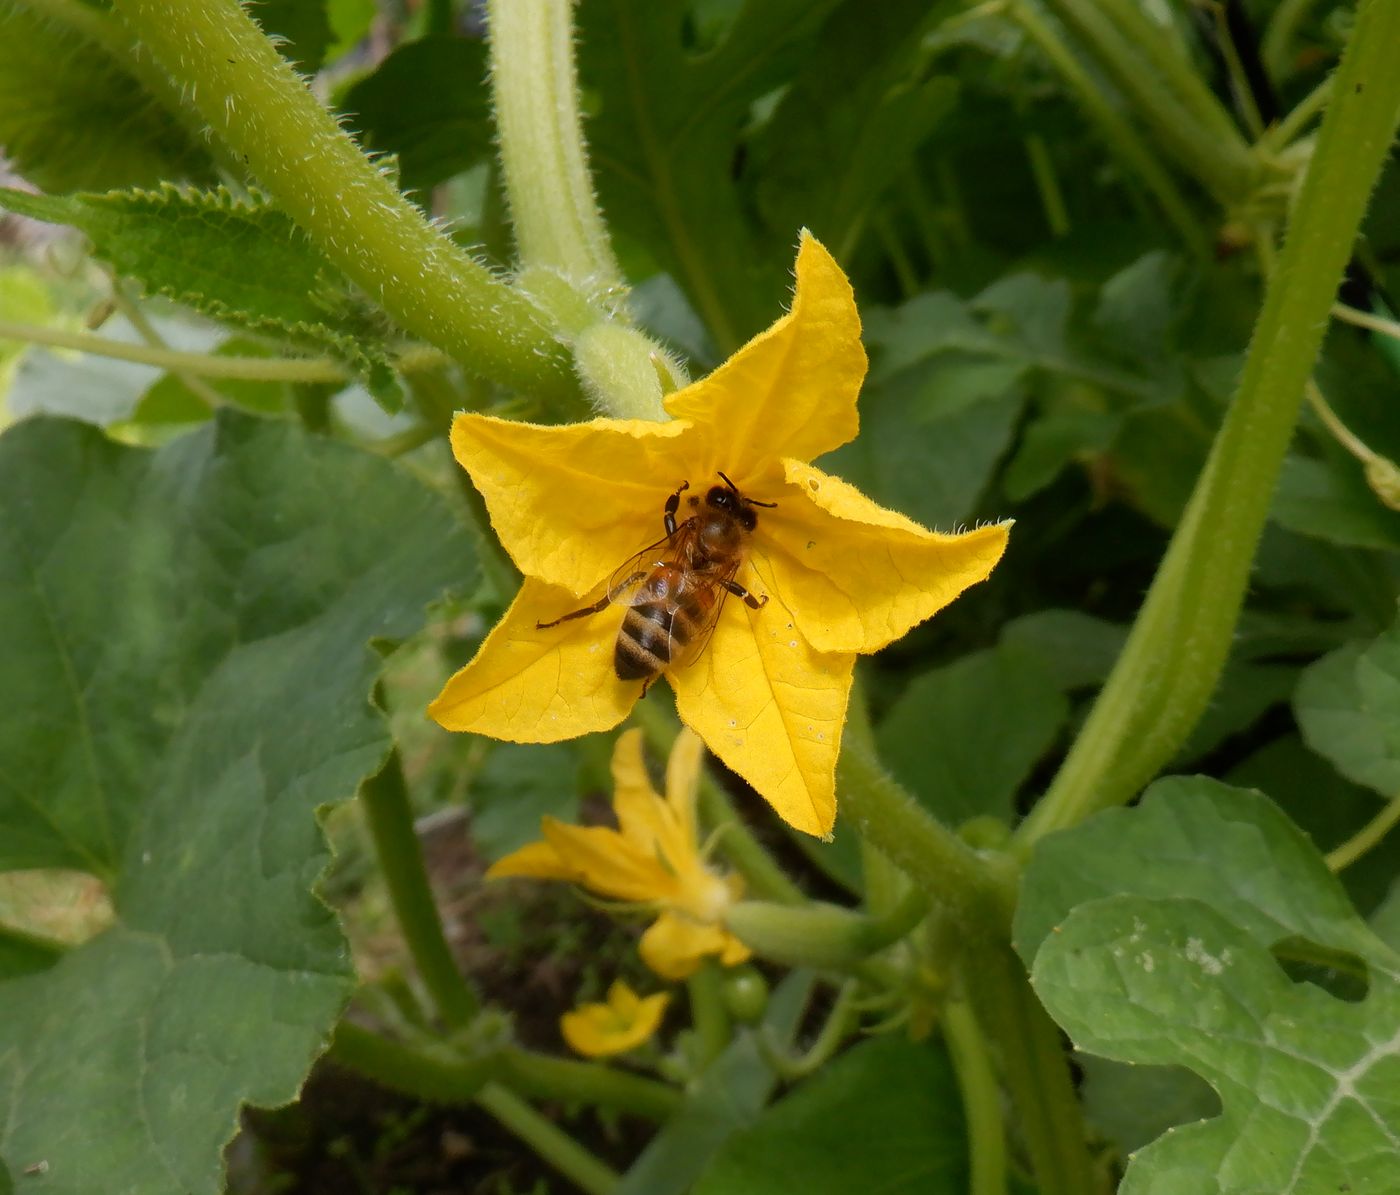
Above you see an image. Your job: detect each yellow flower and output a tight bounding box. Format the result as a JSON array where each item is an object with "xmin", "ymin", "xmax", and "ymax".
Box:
[
  {"xmin": 560, "ymin": 980, "xmax": 671, "ymax": 1058},
  {"xmin": 486, "ymin": 728, "xmax": 751, "ymax": 980},
  {"xmin": 430, "ymin": 233, "xmax": 1010, "ymax": 836}
]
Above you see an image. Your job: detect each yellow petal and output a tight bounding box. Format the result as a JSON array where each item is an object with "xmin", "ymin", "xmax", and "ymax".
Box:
[
  {"xmin": 484, "ymin": 838, "xmax": 577, "ymax": 882},
  {"xmin": 670, "ymin": 603, "xmax": 853, "ymax": 838},
  {"xmin": 450, "ymin": 411, "xmax": 697, "ymax": 595},
  {"xmin": 428, "ymin": 577, "xmax": 639, "ymax": 741},
  {"xmin": 663, "ymin": 727, "xmax": 705, "ymax": 848},
  {"xmin": 663, "ymin": 232, "xmax": 865, "ymax": 478},
  {"xmin": 609, "ymin": 727, "xmax": 673, "ymax": 858},
  {"xmin": 754, "ymin": 459, "xmax": 1012, "ymax": 654},
  {"xmin": 539, "ymin": 818, "xmax": 681, "ymax": 905},
  {"xmin": 560, "ymin": 985, "xmax": 671, "ymax": 1058},
  {"xmin": 639, "ymin": 911, "xmax": 753, "ymax": 980}
]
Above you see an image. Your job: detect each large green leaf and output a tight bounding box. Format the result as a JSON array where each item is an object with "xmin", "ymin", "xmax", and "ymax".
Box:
[
  {"xmin": 1296, "ymin": 617, "xmax": 1400, "ymax": 796},
  {"xmin": 0, "ymin": 413, "xmax": 475, "ymax": 1194},
  {"xmin": 1018, "ymin": 778, "xmax": 1400, "ymax": 1193},
  {"xmin": 878, "ymin": 643, "xmax": 1067, "ymax": 824},
  {"xmin": 0, "ymin": 186, "xmax": 400, "ymax": 408},
  {"xmin": 0, "ymin": 6, "xmax": 211, "ymax": 192},
  {"xmin": 693, "ymin": 1037, "xmax": 967, "ymax": 1194},
  {"xmin": 577, "ymin": 0, "xmax": 841, "ymax": 348},
  {"xmin": 340, "ymin": 35, "xmax": 494, "ymax": 194}
]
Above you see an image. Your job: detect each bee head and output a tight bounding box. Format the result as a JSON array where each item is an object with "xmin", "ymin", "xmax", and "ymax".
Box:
[{"xmin": 708, "ymin": 472, "xmax": 775, "ymax": 531}]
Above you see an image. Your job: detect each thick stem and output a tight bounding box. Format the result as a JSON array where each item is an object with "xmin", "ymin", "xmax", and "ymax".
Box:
[
  {"xmin": 1018, "ymin": 0, "xmax": 1400, "ymax": 848},
  {"xmin": 495, "ymin": 1047, "xmax": 682, "ymax": 1120},
  {"xmin": 359, "ymin": 750, "xmax": 479, "ymax": 1029},
  {"xmin": 687, "ymin": 960, "xmax": 731, "ymax": 1068},
  {"xmin": 110, "ymin": 0, "xmax": 584, "ymax": 408},
  {"xmin": 488, "ymin": 0, "xmax": 622, "ymax": 296}
]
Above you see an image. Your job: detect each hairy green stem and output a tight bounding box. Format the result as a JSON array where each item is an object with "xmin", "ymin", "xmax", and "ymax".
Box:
[
  {"xmin": 1009, "ymin": 0, "xmax": 1205, "ymax": 254},
  {"xmin": 1261, "ymin": 74, "xmax": 1334, "ymax": 150},
  {"xmin": 488, "ymin": 0, "xmax": 622, "ymax": 295},
  {"xmin": 359, "ymin": 749, "xmax": 479, "ymax": 1029},
  {"xmin": 1019, "ymin": 0, "xmax": 1400, "ymax": 848},
  {"xmin": 110, "ymin": 0, "xmax": 583, "ymax": 408},
  {"xmin": 476, "ymin": 1082, "xmax": 620, "ymax": 1195},
  {"xmin": 758, "ymin": 979, "xmax": 858, "ymax": 1080},
  {"xmin": 837, "ymin": 688, "xmax": 1013, "ymax": 930},
  {"xmin": 942, "ymin": 996, "xmax": 1008, "ymax": 1195}
]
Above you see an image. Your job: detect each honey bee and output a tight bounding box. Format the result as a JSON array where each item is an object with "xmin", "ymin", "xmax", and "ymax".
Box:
[{"xmin": 537, "ymin": 473, "xmax": 774, "ymax": 691}]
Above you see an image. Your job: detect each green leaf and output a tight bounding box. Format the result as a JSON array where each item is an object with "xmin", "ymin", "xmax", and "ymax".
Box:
[
  {"xmin": 0, "ymin": 6, "xmax": 211, "ymax": 192},
  {"xmin": 0, "ymin": 413, "xmax": 475, "ymax": 1194},
  {"xmin": 1015, "ymin": 777, "xmax": 1370, "ymax": 965},
  {"xmin": 693, "ymin": 1037, "xmax": 967, "ymax": 1194},
  {"xmin": 1272, "ymin": 452, "xmax": 1400, "ymax": 551},
  {"xmin": 340, "ymin": 35, "xmax": 494, "ymax": 194},
  {"xmin": 1034, "ymin": 896, "xmax": 1400, "ymax": 1195},
  {"xmin": 1019, "ymin": 779, "xmax": 1400, "ymax": 1194},
  {"xmin": 750, "ymin": 2, "xmax": 959, "ymax": 262},
  {"xmin": 0, "ymin": 186, "xmax": 401, "ymax": 409},
  {"xmin": 878, "ymin": 644, "xmax": 1067, "ymax": 824},
  {"xmin": 578, "ymin": 0, "xmax": 841, "ymax": 347},
  {"xmin": 998, "ymin": 609, "xmax": 1128, "ymax": 692},
  {"xmin": 1296, "ymin": 618, "xmax": 1400, "ymax": 797},
  {"xmin": 616, "ymin": 972, "xmax": 813, "ymax": 1195}
]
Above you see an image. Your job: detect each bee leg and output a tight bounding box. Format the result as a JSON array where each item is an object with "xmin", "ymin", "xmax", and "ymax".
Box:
[
  {"xmin": 722, "ymin": 579, "xmax": 768, "ymax": 610},
  {"xmin": 664, "ymin": 480, "xmax": 690, "ymax": 537},
  {"xmin": 535, "ymin": 594, "xmax": 613, "ymax": 630},
  {"xmin": 640, "ymin": 675, "xmax": 655, "ymax": 698}
]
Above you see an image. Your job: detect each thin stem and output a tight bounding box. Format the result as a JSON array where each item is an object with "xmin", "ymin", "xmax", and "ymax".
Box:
[
  {"xmin": 495, "ymin": 1047, "xmax": 682, "ymax": 1120},
  {"xmin": 488, "ymin": 0, "xmax": 622, "ymax": 296},
  {"xmin": 1332, "ymin": 301, "xmax": 1400, "ymax": 342},
  {"xmin": 110, "ymin": 0, "xmax": 584, "ymax": 410},
  {"xmin": 632, "ymin": 700, "xmax": 805, "ymax": 905},
  {"xmin": 108, "ymin": 280, "xmax": 223, "ymax": 411},
  {"xmin": 359, "ymin": 749, "xmax": 479, "ymax": 1029},
  {"xmin": 1261, "ymin": 0, "xmax": 1327, "ymax": 85},
  {"xmin": 1304, "ymin": 379, "xmax": 1376, "ymax": 467},
  {"xmin": 941, "ymin": 996, "xmax": 1008, "ymax": 1195},
  {"xmin": 1039, "ymin": 0, "xmax": 1253, "ymax": 201},
  {"xmin": 1261, "ymin": 74, "xmax": 1333, "ymax": 150},
  {"xmin": 1018, "ymin": 0, "xmax": 1400, "ymax": 849},
  {"xmin": 1327, "ymin": 791, "xmax": 1400, "ymax": 873},
  {"xmin": 959, "ymin": 944, "xmax": 1094, "ymax": 1195},
  {"xmin": 0, "ymin": 319, "xmax": 349, "ymax": 382},
  {"xmin": 1010, "ymin": 1, "xmax": 1206, "ymax": 254},
  {"xmin": 476, "ymin": 1082, "xmax": 619, "ymax": 1195},
  {"xmin": 1207, "ymin": 2, "xmax": 1266, "ymax": 139},
  {"xmin": 1024, "ymin": 134, "xmax": 1070, "ymax": 237},
  {"xmin": 758, "ymin": 979, "xmax": 858, "ymax": 1080},
  {"xmin": 687, "ymin": 960, "xmax": 731, "ymax": 1068}
]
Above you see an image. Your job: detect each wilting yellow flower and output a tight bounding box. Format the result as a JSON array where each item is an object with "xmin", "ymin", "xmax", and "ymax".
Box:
[
  {"xmin": 560, "ymin": 980, "xmax": 671, "ymax": 1058},
  {"xmin": 487, "ymin": 728, "xmax": 750, "ymax": 980},
  {"xmin": 431, "ymin": 233, "xmax": 1009, "ymax": 836}
]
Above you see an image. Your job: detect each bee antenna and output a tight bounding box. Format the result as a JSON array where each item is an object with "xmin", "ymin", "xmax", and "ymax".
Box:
[
  {"xmin": 717, "ymin": 471, "xmax": 739, "ymax": 492},
  {"xmin": 747, "ymin": 497, "xmax": 777, "ymax": 508}
]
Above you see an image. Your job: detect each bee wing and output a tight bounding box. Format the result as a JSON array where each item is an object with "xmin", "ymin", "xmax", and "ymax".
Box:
[
  {"xmin": 669, "ymin": 558, "xmax": 743, "ymax": 672},
  {"xmin": 607, "ymin": 526, "xmax": 686, "ymax": 607}
]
